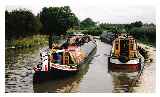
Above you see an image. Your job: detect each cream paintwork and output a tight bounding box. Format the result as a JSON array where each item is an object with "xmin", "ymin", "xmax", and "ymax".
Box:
[{"xmin": 109, "ymin": 58, "xmax": 140, "ymax": 64}]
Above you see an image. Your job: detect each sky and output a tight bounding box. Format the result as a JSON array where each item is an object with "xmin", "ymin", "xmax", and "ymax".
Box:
[{"xmin": 5, "ymin": 0, "xmax": 156, "ymax": 24}]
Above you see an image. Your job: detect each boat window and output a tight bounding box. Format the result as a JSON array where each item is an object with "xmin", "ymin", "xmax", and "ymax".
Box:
[
  {"xmin": 115, "ymin": 40, "xmax": 119, "ymax": 50},
  {"xmin": 63, "ymin": 52, "xmax": 70, "ymax": 64},
  {"xmin": 130, "ymin": 40, "xmax": 134, "ymax": 44},
  {"xmin": 115, "ymin": 44, "xmax": 118, "ymax": 50},
  {"xmin": 53, "ymin": 53, "xmax": 62, "ymax": 64},
  {"xmin": 130, "ymin": 44, "xmax": 134, "ymax": 50}
]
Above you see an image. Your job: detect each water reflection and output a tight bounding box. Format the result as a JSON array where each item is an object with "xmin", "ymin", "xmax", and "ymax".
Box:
[
  {"xmin": 5, "ymin": 47, "xmax": 43, "ymax": 92},
  {"xmin": 108, "ymin": 65, "xmax": 140, "ymax": 93},
  {"xmin": 5, "ymin": 39, "xmax": 154, "ymax": 93},
  {"xmin": 33, "ymin": 48, "xmax": 96, "ymax": 93}
]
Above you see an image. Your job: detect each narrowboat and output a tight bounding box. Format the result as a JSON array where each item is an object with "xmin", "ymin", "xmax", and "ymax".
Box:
[
  {"xmin": 108, "ymin": 33, "xmax": 144, "ymax": 72},
  {"xmin": 100, "ymin": 31, "xmax": 116, "ymax": 44},
  {"xmin": 33, "ymin": 35, "xmax": 97, "ymax": 74}
]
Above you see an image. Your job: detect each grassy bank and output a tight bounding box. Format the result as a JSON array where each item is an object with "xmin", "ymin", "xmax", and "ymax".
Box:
[
  {"xmin": 6, "ymin": 35, "xmax": 49, "ymax": 48},
  {"xmin": 138, "ymin": 43, "xmax": 156, "ymax": 62}
]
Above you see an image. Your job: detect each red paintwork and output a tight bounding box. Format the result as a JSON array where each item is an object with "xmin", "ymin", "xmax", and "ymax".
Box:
[{"xmin": 109, "ymin": 63, "xmax": 140, "ymax": 72}]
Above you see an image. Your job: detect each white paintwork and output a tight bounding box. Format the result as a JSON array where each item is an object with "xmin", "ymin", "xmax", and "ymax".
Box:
[
  {"xmin": 51, "ymin": 63, "xmax": 77, "ymax": 71},
  {"xmin": 110, "ymin": 58, "xmax": 139, "ymax": 64},
  {"xmin": 40, "ymin": 51, "xmax": 49, "ymax": 71},
  {"xmin": 56, "ymin": 49, "xmax": 64, "ymax": 53}
]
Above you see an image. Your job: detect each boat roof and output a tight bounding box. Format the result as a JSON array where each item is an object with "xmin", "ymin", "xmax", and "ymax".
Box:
[{"xmin": 56, "ymin": 49, "xmax": 65, "ymax": 53}]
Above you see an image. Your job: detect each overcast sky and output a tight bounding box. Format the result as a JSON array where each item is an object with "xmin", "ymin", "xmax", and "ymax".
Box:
[{"xmin": 5, "ymin": 0, "xmax": 156, "ymax": 24}]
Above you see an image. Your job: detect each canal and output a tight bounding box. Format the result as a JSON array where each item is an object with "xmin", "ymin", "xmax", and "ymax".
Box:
[{"xmin": 5, "ymin": 39, "xmax": 155, "ymax": 93}]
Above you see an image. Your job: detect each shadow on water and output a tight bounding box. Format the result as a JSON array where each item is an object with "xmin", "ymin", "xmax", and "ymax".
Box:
[{"xmin": 33, "ymin": 48, "xmax": 97, "ymax": 93}]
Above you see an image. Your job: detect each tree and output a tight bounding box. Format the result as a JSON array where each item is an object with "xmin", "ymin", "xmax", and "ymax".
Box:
[
  {"xmin": 5, "ymin": 9, "xmax": 41, "ymax": 40},
  {"xmin": 39, "ymin": 6, "xmax": 79, "ymax": 36},
  {"xmin": 130, "ymin": 21, "xmax": 143, "ymax": 27},
  {"xmin": 124, "ymin": 24, "xmax": 132, "ymax": 32},
  {"xmin": 80, "ymin": 18, "xmax": 96, "ymax": 29},
  {"xmin": 130, "ymin": 27, "xmax": 156, "ymax": 45}
]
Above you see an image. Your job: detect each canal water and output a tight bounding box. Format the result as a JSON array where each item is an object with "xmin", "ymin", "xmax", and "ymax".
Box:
[{"xmin": 5, "ymin": 39, "xmax": 155, "ymax": 93}]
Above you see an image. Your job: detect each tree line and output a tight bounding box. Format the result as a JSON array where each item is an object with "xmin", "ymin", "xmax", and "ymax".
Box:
[
  {"xmin": 5, "ymin": 6, "xmax": 156, "ymax": 46},
  {"xmin": 5, "ymin": 6, "xmax": 79, "ymax": 40},
  {"xmin": 5, "ymin": 9, "xmax": 42, "ymax": 40},
  {"xmin": 79, "ymin": 18, "xmax": 156, "ymax": 46}
]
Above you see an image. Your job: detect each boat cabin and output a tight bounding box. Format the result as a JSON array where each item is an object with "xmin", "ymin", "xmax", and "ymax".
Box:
[
  {"xmin": 49, "ymin": 35, "xmax": 93, "ymax": 66},
  {"xmin": 112, "ymin": 33, "xmax": 138, "ymax": 60}
]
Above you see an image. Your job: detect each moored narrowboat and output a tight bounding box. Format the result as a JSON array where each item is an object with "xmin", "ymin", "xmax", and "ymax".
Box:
[
  {"xmin": 108, "ymin": 33, "xmax": 144, "ymax": 72},
  {"xmin": 100, "ymin": 31, "xmax": 117, "ymax": 44},
  {"xmin": 33, "ymin": 34, "xmax": 97, "ymax": 74}
]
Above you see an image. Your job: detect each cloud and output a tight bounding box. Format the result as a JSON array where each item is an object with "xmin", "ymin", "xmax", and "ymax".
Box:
[{"xmin": 5, "ymin": 0, "xmax": 155, "ymax": 24}]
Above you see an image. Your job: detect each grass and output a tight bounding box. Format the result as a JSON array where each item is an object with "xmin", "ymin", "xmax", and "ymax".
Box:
[{"xmin": 6, "ymin": 35, "xmax": 49, "ymax": 48}]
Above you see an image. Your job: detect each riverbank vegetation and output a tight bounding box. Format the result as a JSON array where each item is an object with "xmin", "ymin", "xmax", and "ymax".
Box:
[
  {"xmin": 79, "ymin": 19, "xmax": 156, "ymax": 46},
  {"xmin": 5, "ymin": 6, "xmax": 156, "ymax": 48},
  {"xmin": 5, "ymin": 6, "xmax": 79, "ymax": 48},
  {"xmin": 129, "ymin": 26, "xmax": 156, "ymax": 46},
  {"xmin": 6, "ymin": 35, "xmax": 48, "ymax": 48}
]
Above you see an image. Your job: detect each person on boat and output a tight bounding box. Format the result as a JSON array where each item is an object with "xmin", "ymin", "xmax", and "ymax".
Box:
[
  {"xmin": 52, "ymin": 43, "xmax": 60, "ymax": 50},
  {"xmin": 75, "ymin": 37, "xmax": 80, "ymax": 46},
  {"xmin": 61, "ymin": 38, "xmax": 70, "ymax": 49},
  {"xmin": 80, "ymin": 37, "xmax": 86, "ymax": 45}
]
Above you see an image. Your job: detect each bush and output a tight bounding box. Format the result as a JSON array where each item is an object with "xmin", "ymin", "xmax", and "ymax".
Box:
[
  {"xmin": 129, "ymin": 27, "xmax": 156, "ymax": 46},
  {"xmin": 82, "ymin": 27, "xmax": 103, "ymax": 36}
]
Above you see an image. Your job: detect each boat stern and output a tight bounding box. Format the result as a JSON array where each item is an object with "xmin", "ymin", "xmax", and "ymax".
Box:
[{"xmin": 108, "ymin": 57, "xmax": 143, "ymax": 72}]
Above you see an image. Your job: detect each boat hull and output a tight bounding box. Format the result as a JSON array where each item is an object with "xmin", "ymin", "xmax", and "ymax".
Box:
[
  {"xmin": 108, "ymin": 63, "xmax": 140, "ymax": 72},
  {"xmin": 33, "ymin": 70, "xmax": 78, "ymax": 83},
  {"xmin": 108, "ymin": 56, "xmax": 144, "ymax": 72}
]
